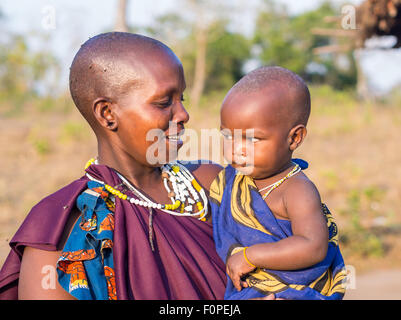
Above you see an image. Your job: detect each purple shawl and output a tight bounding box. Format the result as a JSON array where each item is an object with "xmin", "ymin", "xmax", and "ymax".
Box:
[{"xmin": 0, "ymin": 164, "xmax": 226, "ymax": 300}]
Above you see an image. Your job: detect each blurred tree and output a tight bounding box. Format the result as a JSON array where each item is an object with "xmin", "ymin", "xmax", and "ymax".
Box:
[
  {"xmin": 174, "ymin": 20, "xmax": 251, "ymax": 100},
  {"xmin": 253, "ymin": 0, "xmax": 357, "ymax": 89},
  {"xmin": 254, "ymin": 1, "xmax": 308, "ymax": 75},
  {"xmin": 144, "ymin": 2, "xmax": 251, "ymax": 106},
  {"xmin": 356, "ymin": 0, "xmax": 401, "ymax": 48},
  {"xmin": 114, "ymin": 0, "xmax": 129, "ymax": 32},
  {"xmin": 312, "ymin": 0, "xmax": 401, "ymax": 99},
  {"xmin": 0, "ymin": 33, "xmax": 60, "ymax": 110},
  {"xmin": 203, "ymin": 21, "xmax": 251, "ymax": 93},
  {"xmin": 185, "ymin": 0, "xmax": 227, "ymax": 109}
]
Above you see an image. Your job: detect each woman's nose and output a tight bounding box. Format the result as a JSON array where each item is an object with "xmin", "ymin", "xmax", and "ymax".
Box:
[{"xmin": 172, "ymin": 101, "xmax": 190, "ymax": 125}]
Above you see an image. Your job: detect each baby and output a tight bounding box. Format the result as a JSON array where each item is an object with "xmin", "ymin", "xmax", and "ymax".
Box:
[{"xmin": 209, "ymin": 66, "xmax": 347, "ymax": 300}]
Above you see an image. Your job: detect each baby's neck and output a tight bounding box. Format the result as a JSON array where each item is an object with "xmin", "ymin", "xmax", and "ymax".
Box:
[{"xmin": 253, "ymin": 160, "xmax": 296, "ymax": 189}]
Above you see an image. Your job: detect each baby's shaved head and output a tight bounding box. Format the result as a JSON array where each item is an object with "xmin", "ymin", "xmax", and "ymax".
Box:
[
  {"xmin": 69, "ymin": 32, "xmax": 175, "ymax": 128},
  {"xmin": 231, "ymin": 66, "xmax": 311, "ymax": 126}
]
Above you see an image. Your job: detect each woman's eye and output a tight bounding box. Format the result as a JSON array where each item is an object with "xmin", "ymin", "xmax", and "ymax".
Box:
[
  {"xmin": 181, "ymin": 95, "xmax": 185, "ymax": 102},
  {"xmin": 156, "ymin": 98, "xmax": 172, "ymax": 107}
]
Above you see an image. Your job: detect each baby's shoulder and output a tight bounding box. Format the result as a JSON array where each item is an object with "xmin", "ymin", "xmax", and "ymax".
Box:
[{"xmin": 282, "ymin": 172, "xmax": 322, "ymax": 208}]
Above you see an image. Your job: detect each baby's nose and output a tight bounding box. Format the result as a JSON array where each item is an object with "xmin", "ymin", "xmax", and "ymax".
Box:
[
  {"xmin": 233, "ymin": 142, "xmax": 245, "ymax": 155},
  {"xmin": 233, "ymin": 138, "xmax": 252, "ymax": 155},
  {"xmin": 232, "ymin": 141, "xmax": 246, "ymax": 163}
]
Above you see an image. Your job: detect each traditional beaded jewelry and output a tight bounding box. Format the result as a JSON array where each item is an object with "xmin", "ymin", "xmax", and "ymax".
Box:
[
  {"xmin": 84, "ymin": 158, "xmax": 208, "ymax": 221},
  {"xmin": 258, "ymin": 164, "xmax": 301, "ymax": 200}
]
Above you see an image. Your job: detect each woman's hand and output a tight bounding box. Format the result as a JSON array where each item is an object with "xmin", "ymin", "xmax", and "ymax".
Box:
[{"xmin": 226, "ymin": 249, "xmax": 256, "ymax": 291}]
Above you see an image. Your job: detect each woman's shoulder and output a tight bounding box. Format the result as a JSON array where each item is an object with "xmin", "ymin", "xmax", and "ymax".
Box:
[{"xmin": 179, "ymin": 160, "xmax": 224, "ymax": 192}]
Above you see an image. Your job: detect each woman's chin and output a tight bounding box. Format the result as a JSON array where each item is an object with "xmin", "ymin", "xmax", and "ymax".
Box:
[{"xmin": 164, "ymin": 139, "xmax": 183, "ymax": 163}]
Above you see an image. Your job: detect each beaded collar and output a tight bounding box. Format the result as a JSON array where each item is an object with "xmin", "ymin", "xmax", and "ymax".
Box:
[{"xmin": 84, "ymin": 158, "xmax": 208, "ymax": 221}]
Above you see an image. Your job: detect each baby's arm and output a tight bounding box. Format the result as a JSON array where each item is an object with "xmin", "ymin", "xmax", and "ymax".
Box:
[{"xmin": 226, "ymin": 178, "xmax": 328, "ymax": 291}]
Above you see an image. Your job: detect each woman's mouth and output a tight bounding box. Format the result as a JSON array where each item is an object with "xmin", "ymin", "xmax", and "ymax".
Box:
[
  {"xmin": 165, "ymin": 129, "xmax": 185, "ymax": 147},
  {"xmin": 166, "ymin": 134, "xmax": 182, "ymax": 142}
]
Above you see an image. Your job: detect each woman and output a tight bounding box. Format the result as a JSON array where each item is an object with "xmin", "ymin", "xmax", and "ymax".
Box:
[{"xmin": 0, "ymin": 32, "xmax": 227, "ymax": 300}]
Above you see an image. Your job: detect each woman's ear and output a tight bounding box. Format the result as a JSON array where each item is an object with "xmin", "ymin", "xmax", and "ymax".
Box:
[
  {"xmin": 288, "ymin": 124, "xmax": 307, "ymax": 151},
  {"xmin": 93, "ymin": 98, "xmax": 118, "ymax": 131}
]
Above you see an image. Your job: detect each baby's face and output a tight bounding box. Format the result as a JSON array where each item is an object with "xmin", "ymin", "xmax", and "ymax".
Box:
[
  {"xmin": 113, "ymin": 50, "xmax": 189, "ymax": 167},
  {"xmin": 220, "ymin": 87, "xmax": 293, "ymax": 179}
]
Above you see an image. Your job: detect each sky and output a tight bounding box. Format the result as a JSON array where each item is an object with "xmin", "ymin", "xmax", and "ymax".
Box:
[{"xmin": 1, "ymin": 0, "xmax": 401, "ymax": 95}]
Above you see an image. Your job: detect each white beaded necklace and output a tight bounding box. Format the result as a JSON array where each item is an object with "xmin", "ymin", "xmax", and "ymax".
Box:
[
  {"xmin": 258, "ymin": 164, "xmax": 301, "ymax": 200},
  {"xmin": 85, "ymin": 159, "xmax": 208, "ymax": 221}
]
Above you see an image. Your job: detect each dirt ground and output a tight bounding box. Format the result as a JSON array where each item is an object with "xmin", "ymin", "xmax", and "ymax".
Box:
[{"xmin": 344, "ymin": 269, "xmax": 401, "ymax": 300}]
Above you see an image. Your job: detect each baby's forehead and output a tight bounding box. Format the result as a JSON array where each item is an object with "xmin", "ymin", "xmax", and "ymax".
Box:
[
  {"xmin": 222, "ymin": 86, "xmax": 297, "ymax": 130},
  {"xmin": 224, "ymin": 82, "xmax": 292, "ymax": 112}
]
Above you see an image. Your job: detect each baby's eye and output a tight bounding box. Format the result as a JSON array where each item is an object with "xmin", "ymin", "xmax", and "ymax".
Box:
[
  {"xmin": 247, "ymin": 137, "xmax": 259, "ymax": 143},
  {"xmin": 180, "ymin": 94, "xmax": 185, "ymax": 102},
  {"xmin": 245, "ymin": 135, "xmax": 259, "ymax": 143},
  {"xmin": 220, "ymin": 130, "xmax": 233, "ymax": 140}
]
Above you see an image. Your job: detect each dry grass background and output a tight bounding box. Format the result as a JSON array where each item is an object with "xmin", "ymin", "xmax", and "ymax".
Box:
[{"xmin": 1, "ymin": 86, "xmax": 401, "ymax": 291}]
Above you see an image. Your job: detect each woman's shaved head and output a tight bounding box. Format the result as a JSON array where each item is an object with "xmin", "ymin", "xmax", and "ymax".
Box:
[{"xmin": 69, "ymin": 32, "xmax": 178, "ymax": 128}]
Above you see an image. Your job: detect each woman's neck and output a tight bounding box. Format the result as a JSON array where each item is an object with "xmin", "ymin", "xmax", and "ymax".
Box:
[{"xmin": 97, "ymin": 140, "xmax": 162, "ymax": 190}]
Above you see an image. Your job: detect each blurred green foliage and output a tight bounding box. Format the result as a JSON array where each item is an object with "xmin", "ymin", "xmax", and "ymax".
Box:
[
  {"xmin": 0, "ymin": 33, "xmax": 59, "ymax": 112},
  {"xmin": 203, "ymin": 22, "xmax": 252, "ymax": 93},
  {"xmin": 28, "ymin": 126, "xmax": 52, "ymax": 155},
  {"xmin": 340, "ymin": 186, "xmax": 387, "ymax": 258},
  {"xmin": 60, "ymin": 121, "xmax": 89, "ymax": 143},
  {"xmin": 0, "ymin": 1, "xmax": 359, "ymax": 115},
  {"xmin": 254, "ymin": 0, "xmax": 357, "ymax": 89},
  {"xmin": 141, "ymin": 0, "xmax": 357, "ymax": 101},
  {"xmin": 144, "ymin": 15, "xmax": 251, "ymax": 96}
]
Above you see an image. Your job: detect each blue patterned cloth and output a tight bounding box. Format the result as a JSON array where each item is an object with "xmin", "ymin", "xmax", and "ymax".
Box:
[{"xmin": 57, "ymin": 181, "xmax": 116, "ymax": 300}]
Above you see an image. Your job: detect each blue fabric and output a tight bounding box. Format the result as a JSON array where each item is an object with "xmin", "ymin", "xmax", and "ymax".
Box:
[
  {"xmin": 57, "ymin": 181, "xmax": 116, "ymax": 300},
  {"xmin": 210, "ymin": 160, "xmax": 346, "ymax": 300}
]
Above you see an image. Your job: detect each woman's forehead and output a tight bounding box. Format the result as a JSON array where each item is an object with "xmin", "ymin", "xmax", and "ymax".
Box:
[{"xmin": 140, "ymin": 60, "xmax": 186, "ymax": 97}]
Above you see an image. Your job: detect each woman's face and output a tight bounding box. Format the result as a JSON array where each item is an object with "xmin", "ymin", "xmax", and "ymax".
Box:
[{"xmin": 112, "ymin": 50, "xmax": 189, "ymax": 167}]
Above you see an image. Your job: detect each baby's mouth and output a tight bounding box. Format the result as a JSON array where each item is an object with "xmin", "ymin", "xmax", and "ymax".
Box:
[
  {"xmin": 233, "ymin": 164, "xmax": 255, "ymax": 175},
  {"xmin": 231, "ymin": 154, "xmax": 255, "ymax": 173}
]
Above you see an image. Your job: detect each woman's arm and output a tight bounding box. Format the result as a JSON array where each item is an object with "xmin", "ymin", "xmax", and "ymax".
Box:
[
  {"xmin": 186, "ymin": 161, "xmax": 223, "ymax": 222},
  {"xmin": 184, "ymin": 161, "xmax": 224, "ymax": 194},
  {"xmin": 18, "ymin": 246, "xmax": 76, "ymax": 300},
  {"xmin": 18, "ymin": 207, "xmax": 81, "ymax": 300}
]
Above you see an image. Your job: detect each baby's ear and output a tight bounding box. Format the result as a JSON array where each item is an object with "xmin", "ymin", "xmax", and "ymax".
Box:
[
  {"xmin": 288, "ymin": 124, "xmax": 307, "ymax": 151},
  {"xmin": 93, "ymin": 98, "xmax": 118, "ymax": 131}
]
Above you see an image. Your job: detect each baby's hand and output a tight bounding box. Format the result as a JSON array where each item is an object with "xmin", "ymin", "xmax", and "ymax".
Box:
[{"xmin": 226, "ymin": 249, "xmax": 256, "ymax": 291}]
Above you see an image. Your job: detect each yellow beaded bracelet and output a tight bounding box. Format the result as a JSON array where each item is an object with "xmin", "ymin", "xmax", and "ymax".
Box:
[{"xmin": 243, "ymin": 247, "xmax": 256, "ymax": 268}]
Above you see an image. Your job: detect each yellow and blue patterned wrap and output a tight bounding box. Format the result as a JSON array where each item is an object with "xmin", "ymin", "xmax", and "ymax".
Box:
[{"xmin": 210, "ymin": 159, "xmax": 347, "ymax": 300}]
